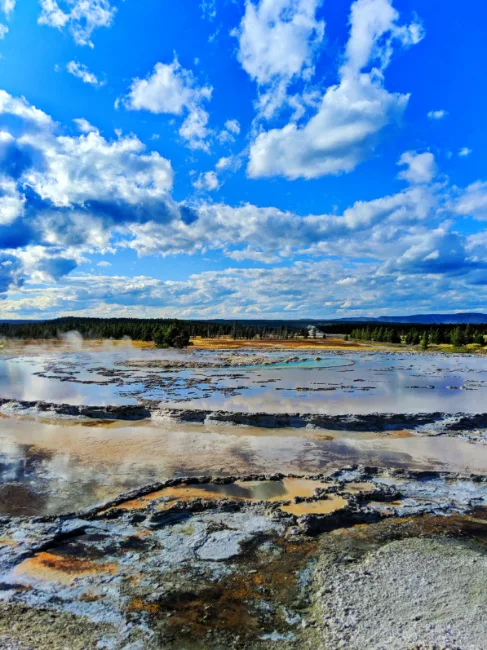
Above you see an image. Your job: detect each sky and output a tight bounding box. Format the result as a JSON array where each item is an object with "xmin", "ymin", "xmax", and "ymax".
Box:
[{"xmin": 0, "ymin": 0, "xmax": 487, "ymax": 320}]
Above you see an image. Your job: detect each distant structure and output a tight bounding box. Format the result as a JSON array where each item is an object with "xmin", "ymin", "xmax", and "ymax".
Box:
[{"xmin": 307, "ymin": 325, "xmax": 325, "ymax": 338}]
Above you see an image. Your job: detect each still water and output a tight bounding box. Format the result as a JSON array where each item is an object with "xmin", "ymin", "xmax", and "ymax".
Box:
[
  {"xmin": 1, "ymin": 343, "xmax": 487, "ymax": 414},
  {"xmin": 2, "ymin": 416, "xmax": 487, "ymax": 516},
  {"xmin": 2, "ymin": 342, "xmax": 487, "ymax": 516}
]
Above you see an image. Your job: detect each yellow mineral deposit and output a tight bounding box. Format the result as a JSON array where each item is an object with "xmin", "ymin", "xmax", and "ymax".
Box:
[{"xmin": 14, "ymin": 552, "xmax": 118, "ymax": 585}]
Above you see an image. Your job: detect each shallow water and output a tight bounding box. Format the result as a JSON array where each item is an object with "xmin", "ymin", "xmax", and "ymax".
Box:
[
  {"xmin": 3, "ymin": 343, "xmax": 487, "ymax": 516},
  {"xmin": 2, "ymin": 343, "xmax": 487, "ymax": 414},
  {"xmin": 2, "ymin": 417, "xmax": 487, "ymax": 515}
]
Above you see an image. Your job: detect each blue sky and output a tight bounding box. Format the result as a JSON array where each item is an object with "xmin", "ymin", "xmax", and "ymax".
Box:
[{"xmin": 0, "ymin": 0, "xmax": 487, "ymax": 319}]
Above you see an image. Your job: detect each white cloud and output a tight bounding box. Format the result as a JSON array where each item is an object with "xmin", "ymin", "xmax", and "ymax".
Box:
[
  {"xmin": 7, "ymin": 240, "xmax": 487, "ymax": 319},
  {"xmin": 122, "ymin": 57, "xmax": 213, "ymax": 151},
  {"xmin": 218, "ymin": 118, "xmax": 241, "ymax": 143},
  {"xmin": 179, "ymin": 107, "xmax": 211, "ymax": 151},
  {"xmin": 225, "ymin": 119, "xmax": 241, "ymax": 135},
  {"xmin": 67, "ymin": 61, "xmax": 103, "ymax": 86},
  {"xmin": 200, "ymin": 0, "xmax": 216, "ymax": 20},
  {"xmin": 459, "ymin": 147, "xmax": 472, "ymax": 157},
  {"xmin": 0, "ymin": 90, "xmax": 54, "ymax": 128},
  {"xmin": 97, "ymin": 260, "xmax": 111, "ymax": 267},
  {"xmin": 216, "ymin": 155, "xmax": 242, "ymax": 171},
  {"xmin": 427, "ymin": 109, "xmax": 448, "ymax": 120},
  {"xmin": 247, "ymin": 0, "xmax": 424, "ymax": 180},
  {"xmin": 0, "ymin": 173, "xmax": 24, "ymax": 226},
  {"xmin": 21, "ymin": 129, "xmax": 174, "ymax": 210},
  {"xmin": 122, "ymin": 182, "xmax": 439, "ymax": 263},
  {"xmin": 233, "ymin": 0, "xmax": 325, "ymax": 119},
  {"xmin": 193, "ymin": 170, "xmax": 221, "ymax": 192},
  {"xmin": 194, "ymin": 155, "xmax": 243, "ymax": 191},
  {"xmin": 73, "ymin": 117, "xmax": 98, "ymax": 133},
  {"xmin": 38, "ymin": 0, "xmax": 116, "ymax": 47},
  {"xmin": 0, "ymin": 0, "xmax": 15, "ymax": 18},
  {"xmin": 2, "ymin": 91, "xmax": 487, "ymax": 319},
  {"xmin": 397, "ymin": 151, "xmax": 437, "ymax": 184},
  {"xmin": 456, "ymin": 181, "xmax": 487, "ymax": 220},
  {"xmin": 0, "ymin": 23, "xmax": 8, "ymax": 38},
  {"xmin": 0, "ymin": 90, "xmax": 177, "ymax": 289}
]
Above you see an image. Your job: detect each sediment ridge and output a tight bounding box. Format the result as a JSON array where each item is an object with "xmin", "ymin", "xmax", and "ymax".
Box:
[{"xmin": 3, "ymin": 396, "xmax": 487, "ymax": 433}]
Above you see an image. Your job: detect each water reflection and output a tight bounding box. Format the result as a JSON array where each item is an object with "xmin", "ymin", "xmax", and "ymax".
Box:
[
  {"xmin": 2, "ymin": 417, "xmax": 487, "ymax": 516},
  {"xmin": 2, "ymin": 344, "xmax": 487, "ymax": 414}
]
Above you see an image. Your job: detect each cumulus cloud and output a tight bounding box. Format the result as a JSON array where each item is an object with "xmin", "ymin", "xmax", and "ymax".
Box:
[
  {"xmin": 193, "ymin": 171, "xmax": 220, "ymax": 192},
  {"xmin": 0, "ymin": 0, "xmax": 14, "ymax": 17},
  {"xmin": 397, "ymin": 151, "xmax": 437, "ymax": 184},
  {"xmin": 122, "ymin": 57, "xmax": 213, "ymax": 151},
  {"xmin": 5, "ymin": 243, "xmax": 487, "ymax": 319},
  {"xmin": 2, "ymin": 89, "xmax": 487, "ymax": 316},
  {"xmin": 200, "ymin": 0, "xmax": 216, "ymax": 21},
  {"xmin": 121, "ymin": 183, "xmax": 440, "ymax": 263},
  {"xmin": 247, "ymin": 0, "xmax": 424, "ymax": 179},
  {"xmin": 0, "ymin": 89, "xmax": 177, "ymax": 293},
  {"xmin": 216, "ymin": 155, "xmax": 240, "ymax": 171},
  {"xmin": 456, "ymin": 181, "xmax": 487, "ymax": 220},
  {"xmin": 0, "ymin": 23, "xmax": 8, "ymax": 38},
  {"xmin": 217, "ymin": 119, "xmax": 241, "ymax": 143},
  {"xmin": 427, "ymin": 109, "xmax": 448, "ymax": 120},
  {"xmin": 233, "ymin": 0, "xmax": 325, "ymax": 119},
  {"xmin": 459, "ymin": 147, "xmax": 472, "ymax": 157},
  {"xmin": 38, "ymin": 0, "xmax": 116, "ymax": 47},
  {"xmin": 381, "ymin": 228, "xmax": 477, "ymax": 276},
  {"xmin": 66, "ymin": 61, "xmax": 103, "ymax": 86},
  {"xmin": 0, "ymin": 90, "xmax": 54, "ymax": 128}
]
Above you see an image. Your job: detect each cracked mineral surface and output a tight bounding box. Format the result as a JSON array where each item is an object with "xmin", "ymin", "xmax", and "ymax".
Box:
[{"xmin": 2, "ymin": 470, "xmax": 487, "ymax": 648}]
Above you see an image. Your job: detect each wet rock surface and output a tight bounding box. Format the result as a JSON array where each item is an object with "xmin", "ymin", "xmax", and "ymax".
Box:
[
  {"xmin": 1, "ymin": 469, "xmax": 487, "ymax": 648},
  {"xmin": 4, "ymin": 397, "xmax": 487, "ymax": 441},
  {"xmin": 0, "ymin": 398, "xmax": 151, "ymax": 420}
]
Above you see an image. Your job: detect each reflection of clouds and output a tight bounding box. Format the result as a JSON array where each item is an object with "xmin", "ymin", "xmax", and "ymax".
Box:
[
  {"xmin": 3, "ymin": 416, "xmax": 487, "ymax": 516},
  {"xmin": 3, "ymin": 347, "xmax": 487, "ymax": 413},
  {"xmin": 0, "ymin": 438, "xmax": 28, "ymax": 482},
  {"xmin": 165, "ymin": 353, "xmax": 487, "ymax": 415}
]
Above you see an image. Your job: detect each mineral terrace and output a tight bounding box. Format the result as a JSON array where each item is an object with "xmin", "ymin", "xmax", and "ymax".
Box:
[{"xmin": 2, "ymin": 469, "xmax": 487, "ymax": 649}]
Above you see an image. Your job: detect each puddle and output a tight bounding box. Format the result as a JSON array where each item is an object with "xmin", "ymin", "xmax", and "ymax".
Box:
[
  {"xmin": 168, "ymin": 477, "xmax": 330, "ymax": 501},
  {"xmin": 113, "ymin": 478, "xmax": 331, "ymax": 511}
]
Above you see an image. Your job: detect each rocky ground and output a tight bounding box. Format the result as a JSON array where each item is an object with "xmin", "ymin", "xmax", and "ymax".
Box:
[{"xmin": 2, "ymin": 468, "xmax": 487, "ymax": 649}]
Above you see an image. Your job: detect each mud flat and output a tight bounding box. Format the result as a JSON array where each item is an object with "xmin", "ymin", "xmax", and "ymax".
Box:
[{"xmin": 2, "ymin": 469, "xmax": 487, "ymax": 649}]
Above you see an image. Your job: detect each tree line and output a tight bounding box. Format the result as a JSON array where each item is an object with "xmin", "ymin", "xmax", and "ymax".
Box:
[
  {"xmin": 0, "ymin": 317, "xmax": 301, "ymax": 345},
  {"xmin": 349, "ymin": 324, "xmax": 485, "ymax": 347}
]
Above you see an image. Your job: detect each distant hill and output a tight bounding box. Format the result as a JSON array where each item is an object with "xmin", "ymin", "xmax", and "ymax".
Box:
[
  {"xmin": 326, "ymin": 313, "xmax": 487, "ymax": 325},
  {"xmin": 2, "ymin": 313, "xmax": 487, "ymax": 327}
]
